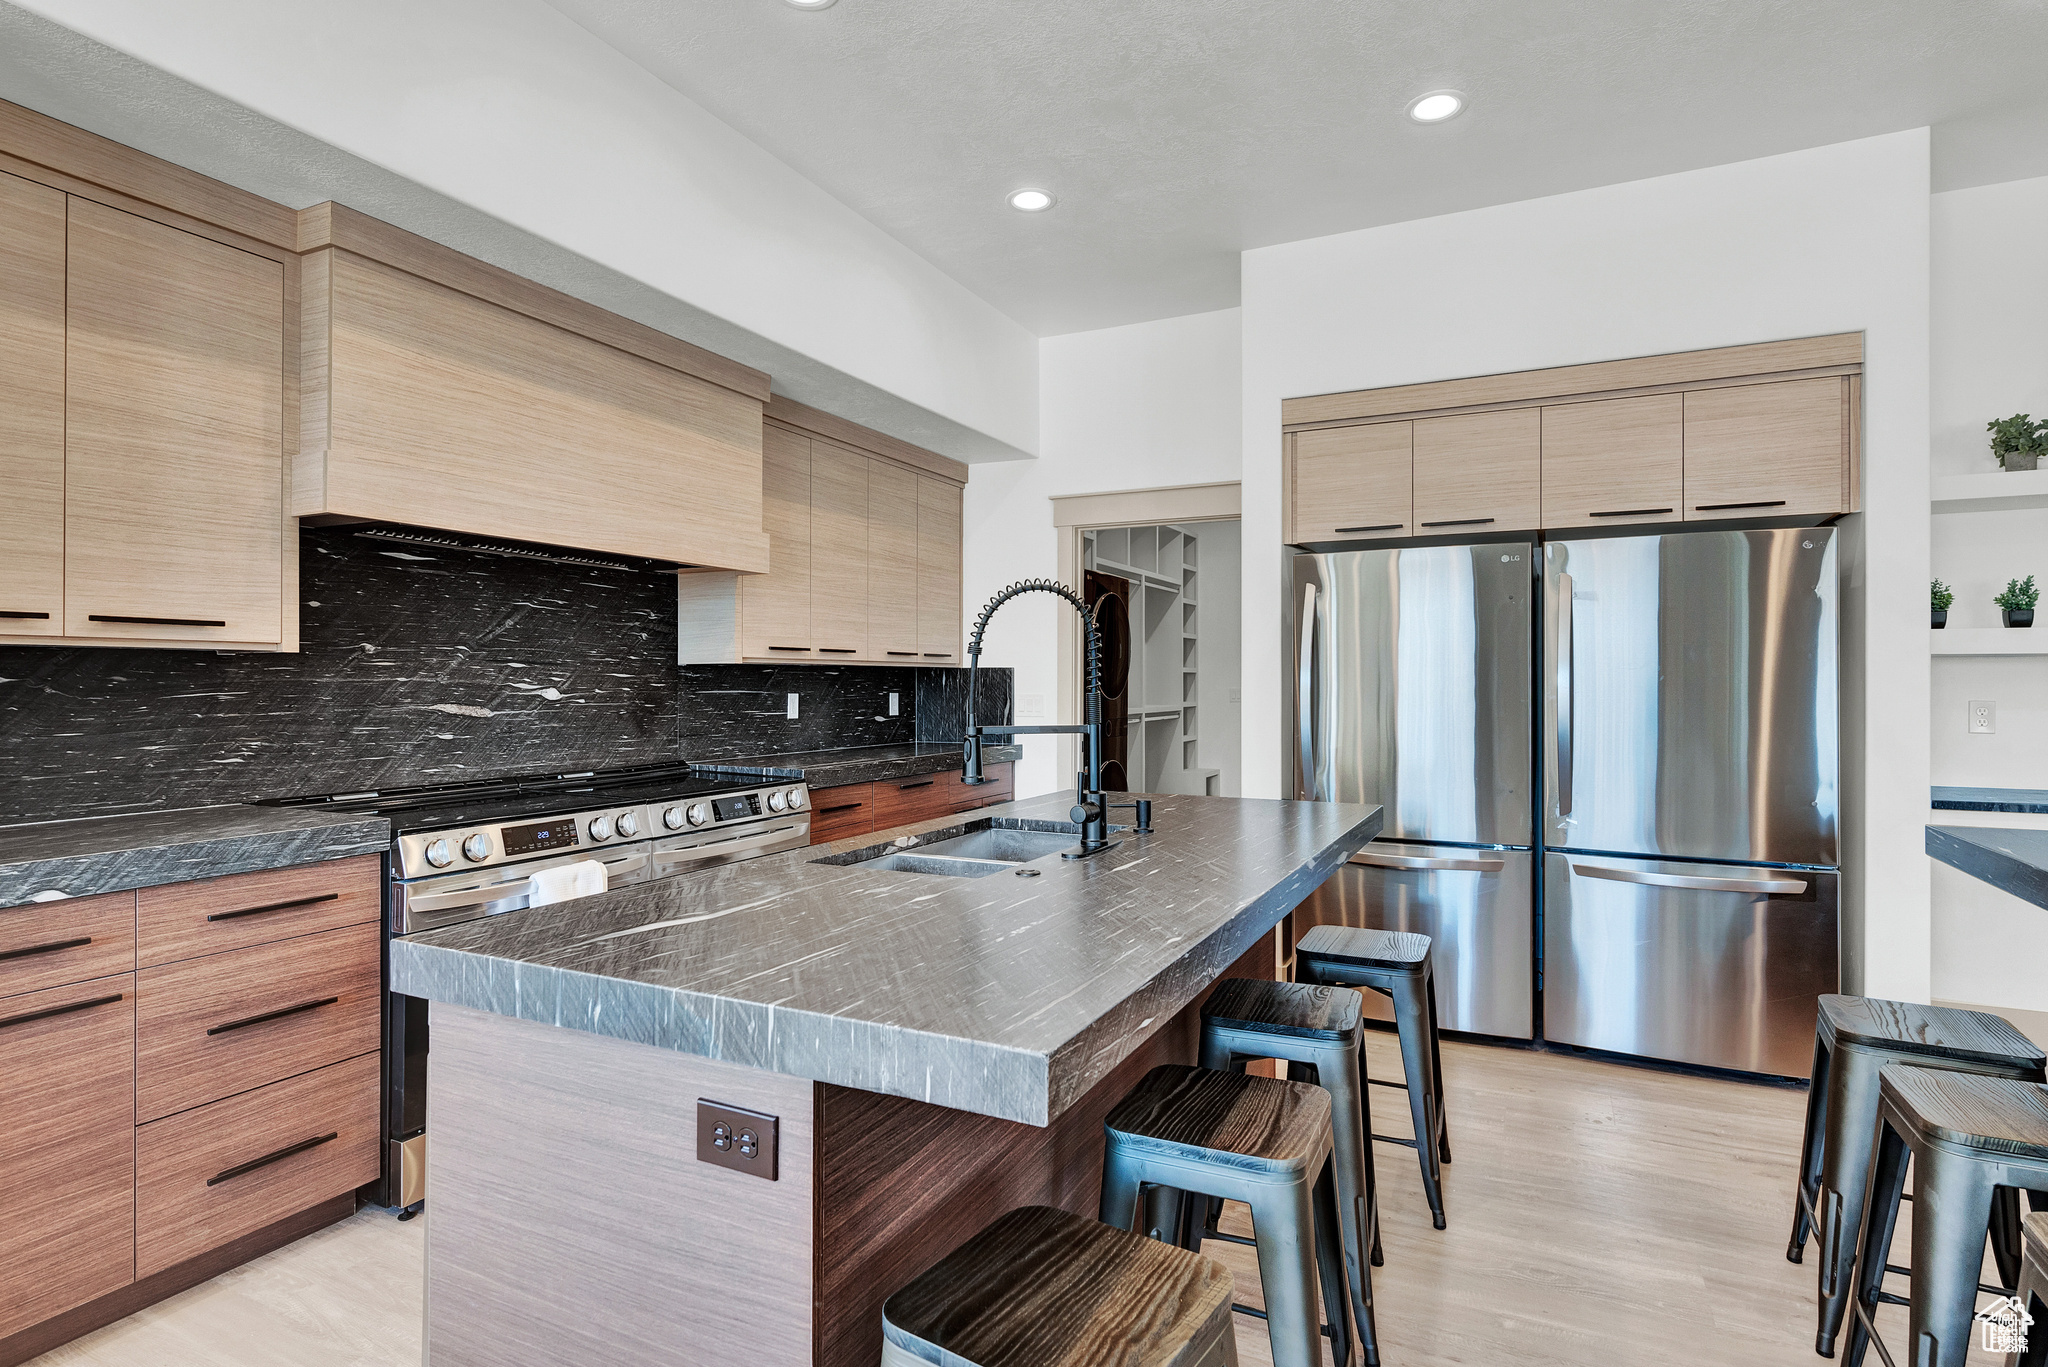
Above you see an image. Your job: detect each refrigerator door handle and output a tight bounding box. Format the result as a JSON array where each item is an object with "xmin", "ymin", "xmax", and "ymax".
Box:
[
  {"xmin": 1297, "ymin": 579, "xmax": 1322, "ymax": 801},
  {"xmin": 1350, "ymin": 850, "xmax": 1506, "ymax": 873},
  {"xmin": 1568, "ymin": 860, "xmax": 1809, "ymax": 896},
  {"xmin": 1556, "ymin": 570, "xmax": 1574, "ymax": 817}
]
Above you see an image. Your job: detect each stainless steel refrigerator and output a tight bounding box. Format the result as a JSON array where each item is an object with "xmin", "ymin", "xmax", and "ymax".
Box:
[
  {"xmin": 1288, "ymin": 542, "xmax": 1537, "ymax": 1039},
  {"xmin": 1541, "ymin": 527, "xmax": 1839, "ymax": 1075}
]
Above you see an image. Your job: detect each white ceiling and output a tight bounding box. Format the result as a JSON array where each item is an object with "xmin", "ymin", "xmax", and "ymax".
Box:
[{"xmin": 548, "ymin": 0, "xmax": 2048, "ymax": 335}]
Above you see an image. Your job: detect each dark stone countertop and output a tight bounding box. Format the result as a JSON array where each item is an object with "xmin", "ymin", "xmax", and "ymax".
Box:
[
  {"xmin": 391, "ymin": 792, "xmax": 1381, "ymax": 1126},
  {"xmin": 1933, "ymin": 786, "xmax": 2048, "ymax": 815},
  {"xmin": 710, "ymin": 741, "xmax": 1024, "ymax": 789},
  {"xmin": 1927, "ymin": 825, "xmax": 2048, "ymax": 911},
  {"xmin": 0, "ymin": 805, "xmax": 391, "ymax": 910}
]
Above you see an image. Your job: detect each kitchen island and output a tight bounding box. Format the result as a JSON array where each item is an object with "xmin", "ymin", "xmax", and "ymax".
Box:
[{"xmin": 390, "ymin": 790, "xmax": 1379, "ymax": 1367}]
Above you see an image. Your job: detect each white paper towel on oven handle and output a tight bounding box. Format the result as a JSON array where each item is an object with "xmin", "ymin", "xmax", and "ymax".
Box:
[{"xmin": 526, "ymin": 859, "xmax": 610, "ymax": 908}]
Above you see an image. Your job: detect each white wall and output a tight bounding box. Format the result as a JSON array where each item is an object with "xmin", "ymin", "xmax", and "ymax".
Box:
[
  {"xmin": 1926, "ymin": 174, "xmax": 2048, "ymax": 1013},
  {"xmin": 1192, "ymin": 518, "xmax": 1242, "ymax": 798},
  {"xmin": 967, "ymin": 308, "xmax": 1242, "ymax": 798},
  {"xmin": 14, "ymin": 0, "xmax": 1039, "ymax": 457},
  {"xmin": 1241, "ymin": 131, "xmax": 1933, "ymax": 1001}
]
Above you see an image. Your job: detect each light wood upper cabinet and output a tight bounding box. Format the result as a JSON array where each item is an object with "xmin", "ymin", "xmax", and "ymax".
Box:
[
  {"xmin": 65, "ymin": 198, "xmax": 285, "ymax": 644},
  {"xmin": 1288, "ymin": 422, "xmax": 1413, "ymax": 543},
  {"xmin": 810, "ymin": 440, "xmax": 870, "ymax": 658},
  {"xmin": 0, "ymin": 168, "xmax": 65, "ymax": 635},
  {"xmin": 299, "ymin": 246, "xmax": 769, "ymax": 574},
  {"xmin": 868, "ymin": 460, "xmax": 921, "ymax": 660},
  {"xmin": 918, "ymin": 476, "xmax": 963, "ymax": 662},
  {"xmin": 1539, "ymin": 395, "xmax": 1684, "ymax": 529},
  {"xmin": 742, "ymin": 425, "xmax": 814, "ymax": 659},
  {"xmin": 1683, "ymin": 377, "xmax": 1847, "ymax": 520},
  {"xmin": 1414, "ymin": 408, "xmax": 1541, "ymax": 533}
]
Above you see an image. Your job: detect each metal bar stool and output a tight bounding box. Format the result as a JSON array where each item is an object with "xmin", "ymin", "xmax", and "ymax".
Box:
[
  {"xmin": 1295, "ymin": 924, "xmax": 1452, "ymax": 1229},
  {"xmin": 1101, "ymin": 1064, "xmax": 1365, "ymax": 1367},
  {"xmin": 1784, "ymin": 995, "xmax": 2045, "ymax": 1356},
  {"xmin": 1196, "ymin": 976, "xmax": 1381, "ymax": 1347},
  {"xmin": 2013, "ymin": 1212, "xmax": 2048, "ymax": 1367},
  {"xmin": 1843, "ymin": 1067, "xmax": 2048, "ymax": 1367},
  {"xmin": 881, "ymin": 1204, "xmax": 1237, "ymax": 1367}
]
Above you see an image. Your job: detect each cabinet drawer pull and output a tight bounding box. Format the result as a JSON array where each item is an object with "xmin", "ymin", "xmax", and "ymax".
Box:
[
  {"xmin": 818, "ymin": 802, "xmax": 866, "ymax": 815},
  {"xmin": 767, "ymin": 646, "xmax": 811, "ymax": 652},
  {"xmin": 922, "ymin": 653, "xmax": 953, "ymax": 659},
  {"xmin": 206, "ymin": 995, "xmax": 339, "ymax": 1037},
  {"xmin": 886, "ymin": 651, "xmax": 917, "ymax": 657},
  {"xmin": 206, "ymin": 892, "xmax": 340, "ymax": 923},
  {"xmin": 896, "ymin": 780, "xmax": 935, "ymax": 791},
  {"xmin": 207, "ymin": 1131, "xmax": 338, "ymax": 1187},
  {"xmin": 89, "ymin": 614, "xmax": 228, "ymax": 627},
  {"xmin": 819, "ymin": 648, "xmax": 858, "ymax": 654},
  {"xmin": 0, "ymin": 935, "xmax": 92, "ymax": 963},
  {"xmin": 0, "ymin": 991, "xmax": 123, "ymax": 1031},
  {"xmin": 1587, "ymin": 508, "xmax": 1672, "ymax": 518},
  {"xmin": 1334, "ymin": 524, "xmax": 1403, "ymax": 534},
  {"xmin": 1419, "ymin": 518, "xmax": 1495, "ymax": 528},
  {"xmin": 0, "ymin": 611, "xmax": 50, "ymax": 619},
  {"xmin": 1693, "ymin": 500, "xmax": 1788, "ymax": 512}
]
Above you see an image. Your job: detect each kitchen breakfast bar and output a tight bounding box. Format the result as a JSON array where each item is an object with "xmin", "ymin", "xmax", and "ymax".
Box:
[{"xmin": 390, "ymin": 791, "xmax": 1381, "ymax": 1367}]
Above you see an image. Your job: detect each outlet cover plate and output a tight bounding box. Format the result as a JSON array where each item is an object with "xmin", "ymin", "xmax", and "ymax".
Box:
[
  {"xmin": 1969, "ymin": 700, "xmax": 1996, "ymax": 734},
  {"xmin": 697, "ymin": 1099, "xmax": 779, "ymax": 1180}
]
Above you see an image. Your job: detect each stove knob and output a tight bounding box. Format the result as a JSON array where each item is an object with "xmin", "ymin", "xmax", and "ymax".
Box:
[
  {"xmin": 686, "ymin": 802, "xmax": 711, "ymax": 827},
  {"xmin": 615, "ymin": 811, "xmax": 640, "ymax": 838},
  {"xmin": 589, "ymin": 815, "xmax": 613, "ymax": 842},
  {"xmin": 767, "ymin": 790, "xmax": 787, "ymax": 813},
  {"xmin": 786, "ymin": 787, "xmax": 807, "ymax": 810},
  {"xmin": 663, "ymin": 805, "xmax": 686, "ymax": 830},
  {"xmin": 461, "ymin": 832, "xmax": 491, "ymax": 862},
  {"xmin": 424, "ymin": 838, "xmax": 454, "ymax": 869}
]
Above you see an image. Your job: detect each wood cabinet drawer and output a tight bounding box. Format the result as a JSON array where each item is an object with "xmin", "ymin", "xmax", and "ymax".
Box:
[
  {"xmin": 972, "ymin": 762, "xmax": 1015, "ymax": 805},
  {"xmin": 0, "ymin": 889, "xmax": 134, "ymax": 1001},
  {"xmin": 138, "ymin": 853, "xmax": 381, "ymax": 967},
  {"xmin": 136, "ymin": 1051, "xmax": 378, "ymax": 1280},
  {"xmin": 809, "ymin": 784, "xmax": 875, "ymax": 845},
  {"xmin": 137, "ymin": 922, "xmax": 380, "ymax": 1123},
  {"xmin": 871, "ymin": 772, "xmax": 984, "ymax": 829},
  {"xmin": 1682, "ymin": 377, "xmax": 1848, "ymax": 520},
  {"xmin": 0, "ymin": 975, "xmax": 135, "ymax": 1339}
]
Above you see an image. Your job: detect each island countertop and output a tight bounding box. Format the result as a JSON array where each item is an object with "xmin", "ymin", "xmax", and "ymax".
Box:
[{"xmin": 391, "ymin": 791, "xmax": 1380, "ymax": 1125}]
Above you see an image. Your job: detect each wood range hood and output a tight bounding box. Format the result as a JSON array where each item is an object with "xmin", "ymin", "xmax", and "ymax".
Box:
[{"xmin": 292, "ymin": 202, "xmax": 772, "ymax": 575}]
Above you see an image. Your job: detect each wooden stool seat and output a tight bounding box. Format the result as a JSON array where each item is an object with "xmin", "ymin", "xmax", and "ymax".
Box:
[
  {"xmin": 1295, "ymin": 925, "xmax": 1430, "ymax": 972},
  {"xmin": 1202, "ymin": 978, "xmax": 1361, "ymax": 1042},
  {"xmin": 1103, "ymin": 1065, "xmax": 1332, "ymax": 1176},
  {"xmin": 1879, "ymin": 1067, "xmax": 2048, "ymax": 1161},
  {"xmin": 1817, "ymin": 995, "xmax": 2045, "ymax": 1070},
  {"xmin": 881, "ymin": 1205, "xmax": 1236, "ymax": 1367}
]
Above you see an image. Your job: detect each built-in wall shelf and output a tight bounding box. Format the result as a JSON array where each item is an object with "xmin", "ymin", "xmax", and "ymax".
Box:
[
  {"xmin": 1931, "ymin": 628, "xmax": 2048, "ymax": 656},
  {"xmin": 1086, "ymin": 523, "xmax": 1206, "ymax": 794},
  {"xmin": 1932, "ymin": 468, "xmax": 2048, "ymax": 514}
]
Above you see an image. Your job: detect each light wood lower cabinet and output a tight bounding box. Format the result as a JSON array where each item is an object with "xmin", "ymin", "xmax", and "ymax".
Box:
[
  {"xmin": 1288, "ymin": 421, "xmax": 1413, "ymax": 543},
  {"xmin": 917, "ymin": 476, "xmax": 963, "ymax": 662},
  {"xmin": 0, "ymin": 167, "xmax": 65, "ymax": 636},
  {"xmin": 1540, "ymin": 394, "xmax": 1685, "ymax": 529},
  {"xmin": 1414, "ymin": 408, "xmax": 1541, "ymax": 533},
  {"xmin": 0, "ymin": 976, "xmax": 136, "ymax": 1340},
  {"xmin": 1682, "ymin": 376, "xmax": 1848, "ymax": 520},
  {"xmin": 64, "ymin": 197, "xmax": 286, "ymax": 646}
]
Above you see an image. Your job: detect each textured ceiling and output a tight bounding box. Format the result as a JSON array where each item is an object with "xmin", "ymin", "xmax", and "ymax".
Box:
[{"xmin": 548, "ymin": 0, "xmax": 2048, "ymax": 334}]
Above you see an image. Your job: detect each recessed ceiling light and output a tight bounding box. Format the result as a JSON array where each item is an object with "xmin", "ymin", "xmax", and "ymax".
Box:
[
  {"xmin": 1007, "ymin": 188, "xmax": 1056, "ymax": 213},
  {"xmin": 783, "ymin": 0, "xmax": 837, "ymax": 9},
  {"xmin": 1407, "ymin": 91, "xmax": 1466, "ymax": 124}
]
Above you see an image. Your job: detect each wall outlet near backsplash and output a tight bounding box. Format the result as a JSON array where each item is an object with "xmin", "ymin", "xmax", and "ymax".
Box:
[{"xmin": 1969, "ymin": 700, "xmax": 1997, "ymax": 734}]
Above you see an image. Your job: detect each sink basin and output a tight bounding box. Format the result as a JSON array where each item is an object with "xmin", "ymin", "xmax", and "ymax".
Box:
[
  {"xmin": 861, "ymin": 852, "xmax": 1014, "ymax": 879},
  {"xmin": 909, "ymin": 829, "xmax": 1075, "ymax": 863}
]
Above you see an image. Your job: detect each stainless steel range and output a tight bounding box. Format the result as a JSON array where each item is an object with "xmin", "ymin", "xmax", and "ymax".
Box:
[{"xmin": 268, "ymin": 762, "xmax": 809, "ymax": 1211}]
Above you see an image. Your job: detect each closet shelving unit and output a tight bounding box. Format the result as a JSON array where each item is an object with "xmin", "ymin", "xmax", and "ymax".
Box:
[{"xmin": 1082, "ymin": 524, "xmax": 1219, "ymax": 795}]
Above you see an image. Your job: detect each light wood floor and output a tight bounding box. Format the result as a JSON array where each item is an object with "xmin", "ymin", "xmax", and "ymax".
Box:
[{"xmin": 29, "ymin": 1032, "xmax": 2014, "ymax": 1365}]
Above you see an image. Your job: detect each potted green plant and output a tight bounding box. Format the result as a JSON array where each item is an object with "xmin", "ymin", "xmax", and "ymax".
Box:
[
  {"xmin": 1988, "ymin": 414, "xmax": 2047, "ymax": 471},
  {"xmin": 1996, "ymin": 575, "xmax": 2038, "ymax": 628},
  {"xmin": 1932, "ymin": 579, "xmax": 1954, "ymax": 628}
]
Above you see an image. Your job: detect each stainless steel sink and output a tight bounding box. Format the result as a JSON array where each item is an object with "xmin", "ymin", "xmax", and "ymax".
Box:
[
  {"xmin": 908, "ymin": 829, "xmax": 1074, "ymax": 863},
  {"xmin": 861, "ymin": 852, "xmax": 1015, "ymax": 879}
]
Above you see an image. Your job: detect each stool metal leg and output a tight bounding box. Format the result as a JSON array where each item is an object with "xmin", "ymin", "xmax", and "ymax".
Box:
[
  {"xmin": 1312, "ymin": 1158, "xmax": 1360, "ymax": 1367},
  {"xmin": 1100, "ymin": 1158, "xmax": 1145, "ymax": 1234},
  {"xmin": 2014, "ymin": 1250, "xmax": 2048, "ymax": 1367},
  {"xmin": 1426, "ymin": 963, "xmax": 1451, "ymax": 1166},
  {"xmin": 1904, "ymin": 1152, "xmax": 1999, "ymax": 1367},
  {"xmin": 1994, "ymin": 1186, "xmax": 2029, "ymax": 1291},
  {"xmin": 1247, "ymin": 1173, "xmax": 1329, "ymax": 1367},
  {"xmin": 1818, "ymin": 1047, "xmax": 1886, "ymax": 1355},
  {"xmin": 1790, "ymin": 1032, "xmax": 1832, "ymax": 1264},
  {"xmin": 1844, "ymin": 1114, "xmax": 1910, "ymax": 1367},
  {"xmin": 1389, "ymin": 970, "xmax": 1447, "ymax": 1229}
]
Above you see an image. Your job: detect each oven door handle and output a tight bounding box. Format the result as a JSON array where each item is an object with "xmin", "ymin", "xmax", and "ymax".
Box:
[
  {"xmin": 404, "ymin": 852, "xmax": 648, "ymax": 914},
  {"xmin": 650, "ymin": 824, "xmax": 807, "ymax": 870}
]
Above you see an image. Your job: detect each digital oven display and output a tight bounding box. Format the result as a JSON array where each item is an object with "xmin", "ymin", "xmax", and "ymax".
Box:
[
  {"xmin": 713, "ymin": 795, "xmax": 760, "ymax": 822},
  {"xmin": 501, "ymin": 819, "xmax": 582, "ymax": 857}
]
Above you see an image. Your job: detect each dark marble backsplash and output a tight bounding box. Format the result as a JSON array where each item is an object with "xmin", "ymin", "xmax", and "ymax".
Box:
[{"xmin": 0, "ymin": 526, "xmax": 1008, "ymax": 825}]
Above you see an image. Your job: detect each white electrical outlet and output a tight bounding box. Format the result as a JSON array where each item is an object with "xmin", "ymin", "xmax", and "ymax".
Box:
[
  {"xmin": 1019, "ymin": 693, "xmax": 1046, "ymax": 720},
  {"xmin": 786, "ymin": 692, "xmax": 800, "ymax": 720},
  {"xmin": 1229, "ymin": 687, "xmax": 1242, "ymax": 703},
  {"xmin": 887, "ymin": 692, "xmax": 899, "ymax": 716},
  {"xmin": 1969, "ymin": 699, "xmax": 1996, "ymax": 734}
]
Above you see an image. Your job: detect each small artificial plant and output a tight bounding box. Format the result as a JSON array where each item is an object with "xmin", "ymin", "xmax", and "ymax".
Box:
[
  {"xmin": 1988, "ymin": 414, "xmax": 2048, "ymax": 469},
  {"xmin": 1932, "ymin": 579, "xmax": 1955, "ymax": 611},
  {"xmin": 1995, "ymin": 575, "xmax": 2040, "ymax": 611}
]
